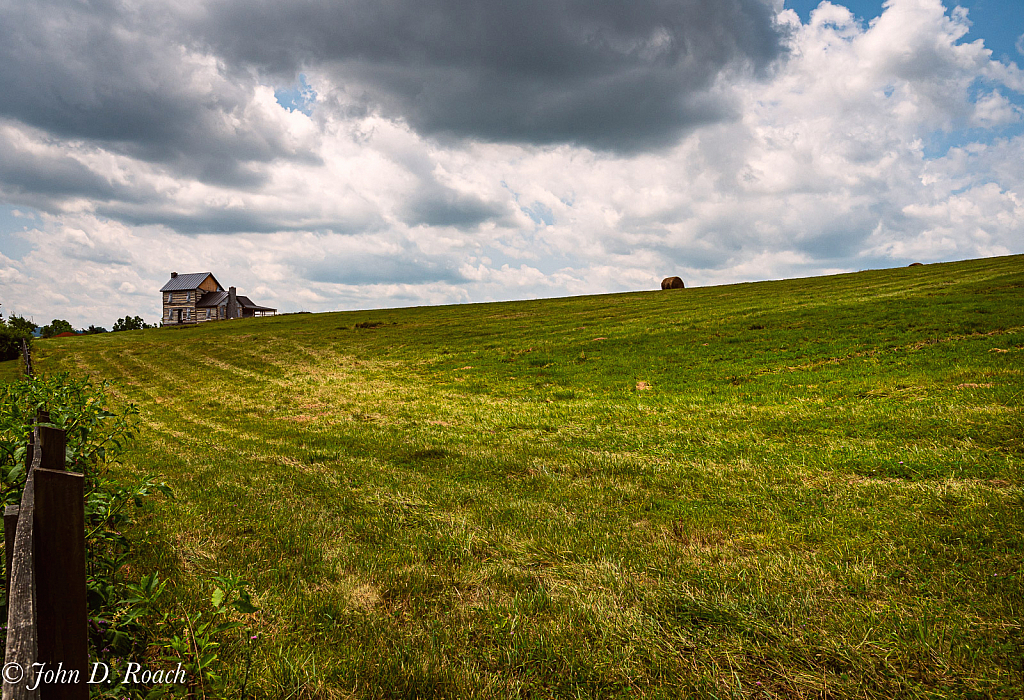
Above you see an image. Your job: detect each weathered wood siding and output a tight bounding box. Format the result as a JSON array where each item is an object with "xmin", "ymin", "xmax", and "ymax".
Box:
[{"xmin": 162, "ymin": 294, "xmax": 197, "ymax": 324}]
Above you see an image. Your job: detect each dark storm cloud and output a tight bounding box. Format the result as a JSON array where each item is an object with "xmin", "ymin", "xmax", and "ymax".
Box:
[
  {"xmin": 403, "ymin": 184, "xmax": 509, "ymax": 229},
  {"xmin": 96, "ymin": 203, "xmax": 384, "ymax": 236},
  {"xmin": 199, "ymin": 0, "xmax": 789, "ymax": 151},
  {"xmin": 0, "ymin": 0, "xmax": 787, "ymax": 234},
  {"xmin": 0, "ymin": 0, "xmax": 314, "ymax": 188},
  {"xmin": 0, "ymin": 134, "xmax": 122, "ymax": 203}
]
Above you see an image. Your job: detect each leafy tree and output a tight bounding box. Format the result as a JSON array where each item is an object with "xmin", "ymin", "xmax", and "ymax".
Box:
[
  {"xmin": 6, "ymin": 314, "xmax": 37, "ymax": 335},
  {"xmin": 41, "ymin": 319, "xmax": 75, "ymax": 338},
  {"xmin": 83, "ymin": 325, "xmax": 108, "ymax": 334},
  {"xmin": 112, "ymin": 316, "xmax": 152, "ymax": 332},
  {"xmin": 0, "ymin": 305, "xmax": 17, "ymax": 360},
  {"xmin": 0, "ymin": 307, "xmax": 36, "ymax": 362}
]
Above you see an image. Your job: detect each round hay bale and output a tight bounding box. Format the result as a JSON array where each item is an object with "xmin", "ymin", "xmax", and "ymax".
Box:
[
  {"xmin": 908, "ymin": 262, "xmax": 924, "ymax": 267},
  {"xmin": 661, "ymin": 276, "xmax": 685, "ymax": 290}
]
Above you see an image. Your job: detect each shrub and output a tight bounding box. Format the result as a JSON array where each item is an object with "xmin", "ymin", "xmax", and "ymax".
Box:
[
  {"xmin": 0, "ymin": 372, "xmax": 141, "ymax": 505},
  {"xmin": 0, "ymin": 325, "xmax": 30, "ymax": 362}
]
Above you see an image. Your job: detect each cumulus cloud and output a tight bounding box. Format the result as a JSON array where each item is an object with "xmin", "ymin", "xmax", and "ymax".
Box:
[
  {"xmin": 0, "ymin": 0, "xmax": 1022, "ymax": 328},
  {"xmin": 970, "ymin": 91, "xmax": 1023, "ymax": 128},
  {"xmin": 0, "ymin": 0, "xmax": 322, "ymax": 184}
]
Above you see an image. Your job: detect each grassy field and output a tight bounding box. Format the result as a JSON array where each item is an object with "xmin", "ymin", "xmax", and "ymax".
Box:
[{"xmin": 5, "ymin": 255, "xmax": 1023, "ymax": 698}]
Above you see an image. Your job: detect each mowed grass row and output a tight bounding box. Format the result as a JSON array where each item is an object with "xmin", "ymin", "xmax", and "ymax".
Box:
[{"xmin": 8, "ymin": 255, "xmax": 1023, "ymax": 698}]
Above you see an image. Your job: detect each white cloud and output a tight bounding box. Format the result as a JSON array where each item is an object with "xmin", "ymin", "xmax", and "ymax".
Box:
[
  {"xmin": 970, "ymin": 90, "xmax": 1023, "ymax": 128},
  {"xmin": 1, "ymin": 0, "xmax": 1022, "ymax": 328}
]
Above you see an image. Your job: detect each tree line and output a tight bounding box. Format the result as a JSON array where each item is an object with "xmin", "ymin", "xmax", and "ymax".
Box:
[
  {"xmin": 36, "ymin": 316, "xmax": 155, "ymax": 336},
  {"xmin": 1, "ymin": 305, "xmax": 155, "ymax": 361}
]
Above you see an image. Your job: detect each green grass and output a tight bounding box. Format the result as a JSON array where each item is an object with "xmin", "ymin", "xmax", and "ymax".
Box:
[{"xmin": 6, "ymin": 255, "xmax": 1023, "ymax": 698}]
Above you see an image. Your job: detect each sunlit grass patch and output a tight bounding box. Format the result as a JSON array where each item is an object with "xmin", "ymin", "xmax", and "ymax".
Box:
[{"xmin": 4, "ymin": 255, "xmax": 1023, "ymax": 697}]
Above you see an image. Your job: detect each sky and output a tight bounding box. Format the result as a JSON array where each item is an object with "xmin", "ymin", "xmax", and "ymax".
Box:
[{"xmin": 0, "ymin": 0, "xmax": 1022, "ymax": 329}]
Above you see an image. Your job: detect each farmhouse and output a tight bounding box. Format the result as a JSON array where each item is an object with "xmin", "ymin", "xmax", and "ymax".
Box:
[{"xmin": 160, "ymin": 272, "xmax": 276, "ymax": 325}]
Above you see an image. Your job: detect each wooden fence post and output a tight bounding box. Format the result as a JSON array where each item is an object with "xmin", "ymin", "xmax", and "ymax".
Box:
[
  {"xmin": 3, "ymin": 422, "xmax": 88, "ymax": 700},
  {"xmin": 4, "ymin": 448, "xmax": 40, "ymax": 700},
  {"xmin": 26, "ymin": 412, "xmax": 49, "ymax": 472},
  {"xmin": 20, "ymin": 340, "xmax": 32, "ymax": 377},
  {"xmin": 24, "ymin": 435, "xmax": 34, "ymax": 478},
  {"xmin": 11, "ymin": 417, "xmax": 48, "ymax": 598},
  {"xmin": 32, "ymin": 467, "xmax": 88, "ymax": 699},
  {"xmin": 3, "ymin": 507, "xmax": 17, "ymax": 620},
  {"xmin": 36, "ymin": 428, "xmax": 64, "ymax": 475}
]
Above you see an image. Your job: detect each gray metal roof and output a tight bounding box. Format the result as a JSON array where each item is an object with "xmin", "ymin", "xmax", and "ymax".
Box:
[
  {"xmin": 237, "ymin": 296, "xmax": 276, "ymax": 311},
  {"xmin": 195, "ymin": 290, "xmax": 275, "ymax": 311},
  {"xmin": 159, "ymin": 272, "xmax": 221, "ymax": 292},
  {"xmin": 195, "ymin": 290, "xmax": 229, "ymax": 307}
]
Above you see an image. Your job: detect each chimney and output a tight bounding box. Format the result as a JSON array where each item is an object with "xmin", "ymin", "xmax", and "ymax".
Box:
[
  {"xmin": 227, "ymin": 286, "xmax": 238, "ymax": 319},
  {"xmin": 170, "ymin": 272, "xmax": 178, "ymax": 278}
]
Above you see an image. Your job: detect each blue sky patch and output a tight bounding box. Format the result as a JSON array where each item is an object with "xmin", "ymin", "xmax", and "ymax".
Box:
[
  {"xmin": 522, "ymin": 202, "xmax": 554, "ymax": 227},
  {"xmin": 274, "ymin": 74, "xmax": 317, "ymax": 116},
  {"xmin": 920, "ymin": 78, "xmax": 1024, "ymax": 157},
  {"xmin": 923, "ymin": 123, "xmax": 1024, "ymax": 159},
  {"xmin": 0, "ymin": 205, "xmax": 38, "ymax": 262},
  {"xmin": 785, "ymin": 0, "xmax": 1024, "ymax": 67}
]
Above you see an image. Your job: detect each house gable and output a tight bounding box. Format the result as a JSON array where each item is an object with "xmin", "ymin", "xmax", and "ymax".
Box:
[
  {"xmin": 159, "ymin": 272, "xmax": 224, "ymax": 293},
  {"xmin": 198, "ymin": 275, "xmax": 221, "ymax": 293}
]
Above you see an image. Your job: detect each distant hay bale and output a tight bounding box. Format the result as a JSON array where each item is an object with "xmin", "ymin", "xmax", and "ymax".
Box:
[
  {"xmin": 908, "ymin": 262, "xmax": 924, "ymax": 267},
  {"xmin": 661, "ymin": 276, "xmax": 685, "ymax": 290}
]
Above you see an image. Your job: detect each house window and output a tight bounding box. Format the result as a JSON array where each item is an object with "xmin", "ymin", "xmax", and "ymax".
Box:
[
  {"xmin": 164, "ymin": 293, "xmax": 170, "ymax": 303},
  {"xmin": 186, "ymin": 291, "xmax": 192, "ymax": 302}
]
